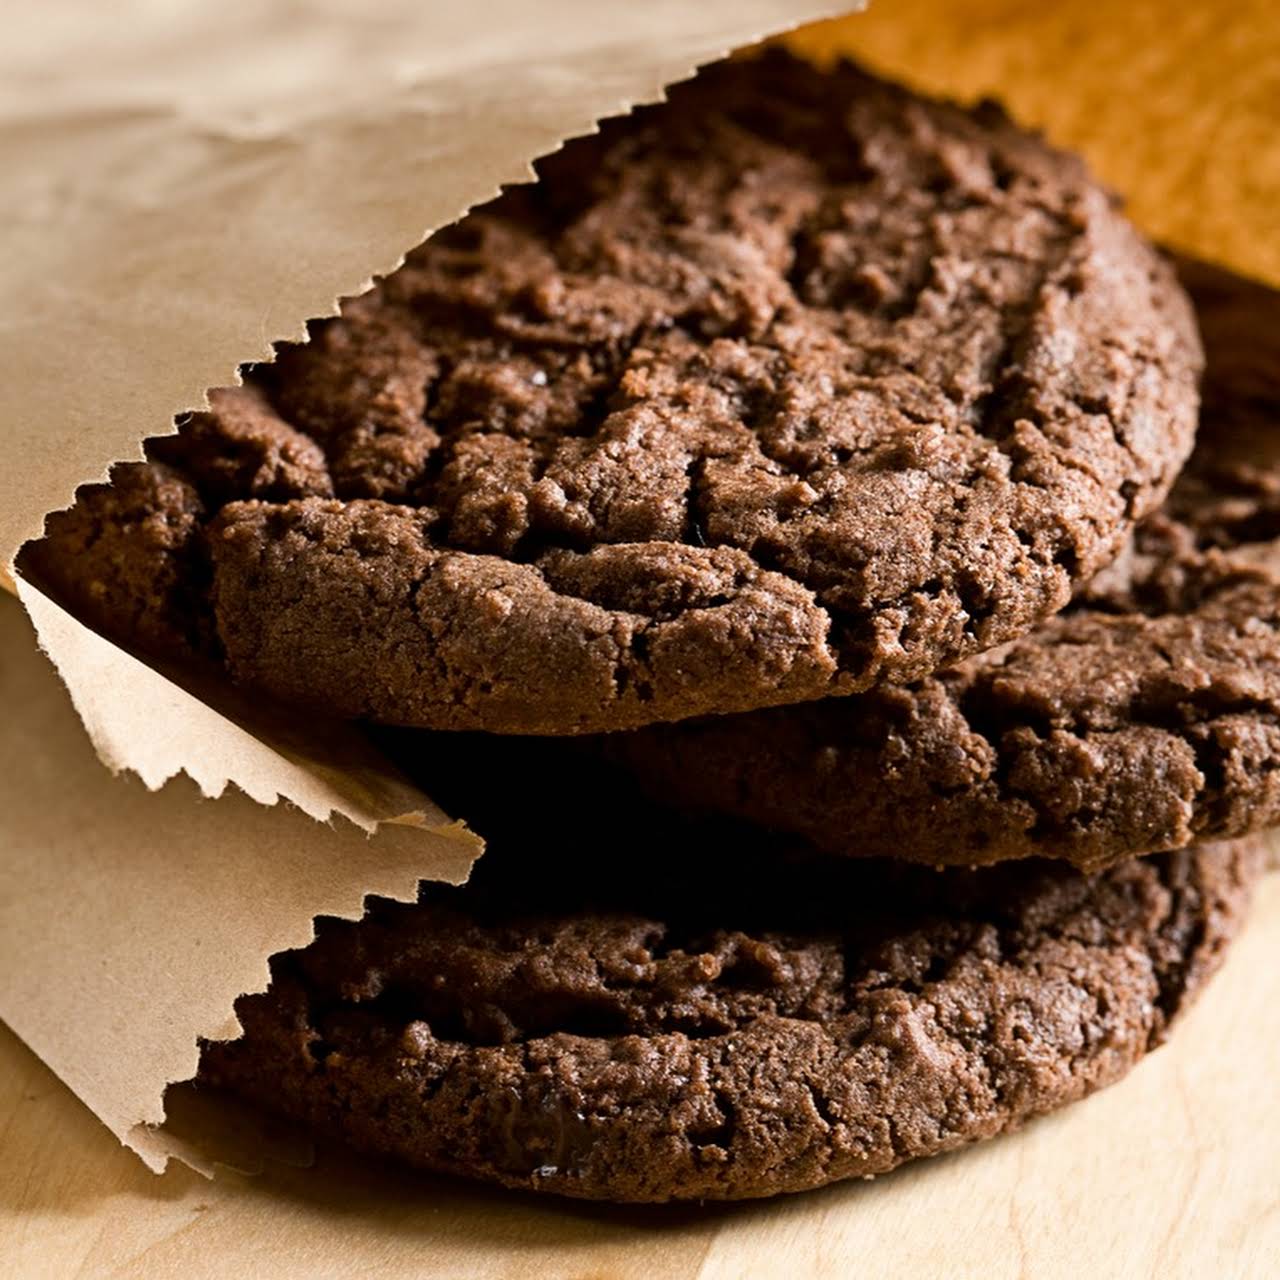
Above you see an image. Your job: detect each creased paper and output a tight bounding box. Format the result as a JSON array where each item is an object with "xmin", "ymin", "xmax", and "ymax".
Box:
[{"xmin": 0, "ymin": 593, "xmax": 476, "ymax": 1168}]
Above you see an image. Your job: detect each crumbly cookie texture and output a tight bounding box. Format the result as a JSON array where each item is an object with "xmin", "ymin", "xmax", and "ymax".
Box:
[
  {"xmin": 604, "ymin": 263, "xmax": 1280, "ymax": 869},
  {"xmin": 199, "ymin": 824, "xmax": 1259, "ymax": 1203},
  {"xmin": 25, "ymin": 53, "xmax": 1200, "ymax": 733}
]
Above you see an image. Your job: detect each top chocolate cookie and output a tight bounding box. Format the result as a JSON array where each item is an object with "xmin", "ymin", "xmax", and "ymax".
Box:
[{"xmin": 27, "ymin": 52, "xmax": 1201, "ymax": 733}]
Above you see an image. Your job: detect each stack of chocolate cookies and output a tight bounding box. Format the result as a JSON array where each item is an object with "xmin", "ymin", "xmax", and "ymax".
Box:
[{"xmin": 26, "ymin": 53, "xmax": 1277, "ymax": 1202}]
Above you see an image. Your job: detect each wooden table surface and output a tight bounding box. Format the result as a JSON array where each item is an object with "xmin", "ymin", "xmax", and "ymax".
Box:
[{"xmin": 4, "ymin": 873, "xmax": 1278, "ymax": 1279}]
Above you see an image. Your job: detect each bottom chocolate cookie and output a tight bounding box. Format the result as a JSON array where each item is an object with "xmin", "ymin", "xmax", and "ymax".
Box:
[{"xmin": 198, "ymin": 820, "xmax": 1259, "ymax": 1203}]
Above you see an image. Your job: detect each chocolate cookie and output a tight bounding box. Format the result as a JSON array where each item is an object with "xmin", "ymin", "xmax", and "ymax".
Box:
[
  {"xmin": 603, "ymin": 262, "xmax": 1280, "ymax": 870},
  {"xmin": 25, "ymin": 53, "xmax": 1200, "ymax": 734},
  {"xmin": 198, "ymin": 807, "xmax": 1259, "ymax": 1203}
]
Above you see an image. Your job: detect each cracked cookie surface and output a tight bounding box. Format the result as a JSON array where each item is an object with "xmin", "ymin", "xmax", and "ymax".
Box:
[
  {"xmin": 25, "ymin": 53, "xmax": 1200, "ymax": 733},
  {"xmin": 197, "ymin": 790, "xmax": 1259, "ymax": 1202},
  {"xmin": 605, "ymin": 263, "xmax": 1280, "ymax": 868}
]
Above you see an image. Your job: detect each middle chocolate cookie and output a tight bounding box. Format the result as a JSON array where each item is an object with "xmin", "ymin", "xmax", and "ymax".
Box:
[{"xmin": 600, "ymin": 263, "xmax": 1280, "ymax": 871}]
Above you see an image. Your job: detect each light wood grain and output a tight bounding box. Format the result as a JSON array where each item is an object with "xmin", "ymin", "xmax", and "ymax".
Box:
[{"xmin": 3, "ymin": 874, "xmax": 1278, "ymax": 1279}]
